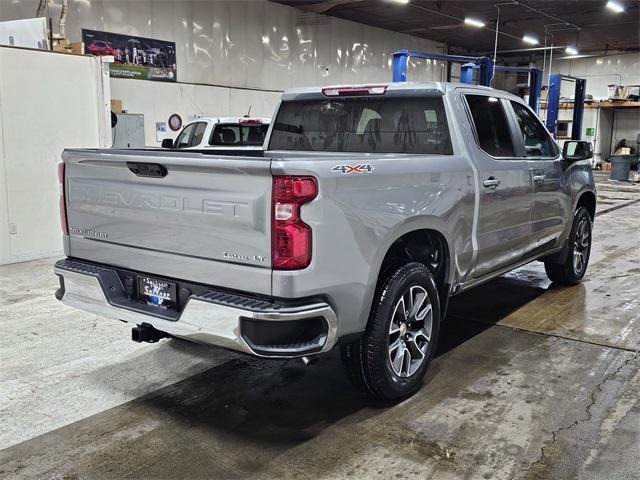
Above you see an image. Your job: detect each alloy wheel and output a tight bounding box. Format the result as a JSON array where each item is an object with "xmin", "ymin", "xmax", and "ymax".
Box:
[
  {"xmin": 573, "ymin": 216, "xmax": 591, "ymax": 275},
  {"xmin": 388, "ymin": 286, "xmax": 433, "ymax": 378}
]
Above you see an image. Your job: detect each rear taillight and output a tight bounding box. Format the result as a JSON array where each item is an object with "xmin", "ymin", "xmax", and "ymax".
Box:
[
  {"xmin": 272, "ymin": 176, "xmax": 317, "ymax": 270},
  {"xmin": 58, "ymin": 162, "xmax": 68, "ymax": 235}
]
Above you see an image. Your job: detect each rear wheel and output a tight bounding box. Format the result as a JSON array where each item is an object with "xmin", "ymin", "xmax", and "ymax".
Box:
[
  {"xmin": 341, "ymin": 262, "xmax": 440, "ymax": 400},
  {"xmin": 544, "ymin": 206, "xmax": 592, "ymax": 285}
]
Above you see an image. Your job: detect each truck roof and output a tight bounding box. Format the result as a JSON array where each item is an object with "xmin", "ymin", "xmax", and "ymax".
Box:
[
  {"xmin": 282, "ymin": 81, "xmax": 520, "ymax": 101},
  {"xmin": 187, "ymin": 117, "xmax": 271, "ymax": 124}
]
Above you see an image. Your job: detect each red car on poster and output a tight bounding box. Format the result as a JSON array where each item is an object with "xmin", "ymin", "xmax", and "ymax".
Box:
[{"xmin": 86, "ymin": 40, "xmax": 116, "ymax": 56}]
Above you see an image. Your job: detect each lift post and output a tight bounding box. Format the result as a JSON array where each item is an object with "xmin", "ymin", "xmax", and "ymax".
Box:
[{"xmin": 545, "ymin": 73, "xmax": 587, "ymax": 139}]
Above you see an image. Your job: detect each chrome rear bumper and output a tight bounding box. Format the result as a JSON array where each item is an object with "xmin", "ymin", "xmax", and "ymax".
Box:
[{"xmin": 54, "ymin": 259, "xmax": 337, "ymax": 358}]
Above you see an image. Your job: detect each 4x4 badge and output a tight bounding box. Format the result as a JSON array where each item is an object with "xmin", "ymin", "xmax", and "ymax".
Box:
[{"xmin": 331, "ymin": 164, "xmax": 375, "ymax": 175}]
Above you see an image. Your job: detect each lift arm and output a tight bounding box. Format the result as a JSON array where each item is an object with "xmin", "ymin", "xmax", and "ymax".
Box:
[{"xmin": 392, "ymin": 50, "xmax": 543, "ymax": 113}]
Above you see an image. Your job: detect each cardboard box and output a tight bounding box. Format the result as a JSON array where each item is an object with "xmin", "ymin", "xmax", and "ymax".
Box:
[
  {"xmin": 110, "ymin": 99, "xmax": 123, "ymax": 113},
  {"xmin": 70, "ymin": 42, "xmax": 84, "ymax": 55}
]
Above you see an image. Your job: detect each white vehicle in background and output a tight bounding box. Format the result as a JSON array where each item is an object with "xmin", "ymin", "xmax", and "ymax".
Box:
[{"xmin": 162, "ymin": 117, "xmax": 271, "ymax": 150}]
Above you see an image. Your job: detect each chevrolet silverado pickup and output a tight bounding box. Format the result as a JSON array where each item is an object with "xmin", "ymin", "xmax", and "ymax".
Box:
[{"xmin": 55, "ymin": 82, "xmax": 596, "ymax": 400}]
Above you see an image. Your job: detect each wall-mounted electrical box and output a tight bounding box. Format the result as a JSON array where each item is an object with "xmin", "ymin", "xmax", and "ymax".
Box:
[{"xmin": 112, "ymin": 113, "xmax": 145, "ymax": 149}]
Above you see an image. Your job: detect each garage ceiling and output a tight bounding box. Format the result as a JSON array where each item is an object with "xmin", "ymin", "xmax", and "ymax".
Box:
[{"xmin": 273, "ymin": 1, "xmax": 640, "ymax": 56}]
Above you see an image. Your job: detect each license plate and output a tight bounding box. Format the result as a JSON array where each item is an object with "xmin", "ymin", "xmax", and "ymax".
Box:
[{"xmin": 138, "ymin": 276, "xmax": 177, "ymax": 309}]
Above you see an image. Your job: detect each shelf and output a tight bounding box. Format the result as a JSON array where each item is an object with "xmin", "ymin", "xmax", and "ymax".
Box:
[{"xmin": 540, "ymin": 100, "xmax": 640, "ymax": 110}]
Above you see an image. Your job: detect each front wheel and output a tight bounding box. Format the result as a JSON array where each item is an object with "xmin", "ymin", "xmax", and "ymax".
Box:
[
  {"xmin": 544, "ymin": 206, "xmax": 593, "ymax": 285},
  {"xmin": 341, "ymin": 262, "xmax": 440, "ymax": 400}
]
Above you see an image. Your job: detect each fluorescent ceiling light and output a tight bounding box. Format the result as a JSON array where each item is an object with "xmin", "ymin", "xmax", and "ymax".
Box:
[
  {"xmin": 387, "ymin": 0, "xmax": 410, "ymax": 3},
  {"xmin": 565, "ymin": 46, "xmax": 579, "ymax": 55},
  {"xmin": 464, "ymin": 17, "xmax": 485, "ymax": 28},
  {"xmin": 606, "ymin": 1, "xmax": 624, "ymax": 13},
  {"xmin": 522, "ymin": 35, "xmax": 539, "ymax": 45}
]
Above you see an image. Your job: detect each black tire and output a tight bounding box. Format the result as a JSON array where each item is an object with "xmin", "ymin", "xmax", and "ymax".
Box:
[
  {"xmin": 544, "ymin": 206, "xmax": 593, "ymax": 285},
  {"xmin": 341, "ymin": 262, "xmax": 440, "ymax": 400}
]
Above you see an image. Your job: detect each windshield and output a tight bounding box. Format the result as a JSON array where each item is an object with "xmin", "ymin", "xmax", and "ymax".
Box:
[{"xmin": 269, "ymin": 96, "xmax": 452, "ymax": 154}]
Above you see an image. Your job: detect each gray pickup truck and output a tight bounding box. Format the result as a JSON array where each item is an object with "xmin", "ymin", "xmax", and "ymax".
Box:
[{"xmin": 54, "ymin": 82, "xmax": 596, "ymax": 400}]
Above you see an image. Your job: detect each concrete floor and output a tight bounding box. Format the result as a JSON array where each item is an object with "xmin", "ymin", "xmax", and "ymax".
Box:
[{"xmin": 1, "ymin": 174, "xmax": 639, "ymax": 479}]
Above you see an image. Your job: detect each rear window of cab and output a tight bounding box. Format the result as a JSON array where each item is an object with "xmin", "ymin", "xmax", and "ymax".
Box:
[
  {"xmin": 269, "ymin": 96, "xmax": 452, "ymax": 154},
  {"xmin": 210, "ymin": 124, "xmax": 269, "ymax": 146}
]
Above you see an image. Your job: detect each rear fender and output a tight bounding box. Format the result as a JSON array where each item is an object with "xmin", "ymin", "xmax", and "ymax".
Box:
[{"xmin": 356, "ymin": 216, "xmax": 455, "ymax": 332}]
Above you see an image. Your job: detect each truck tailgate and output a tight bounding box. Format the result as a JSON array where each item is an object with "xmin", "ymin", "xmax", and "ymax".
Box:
[{"xmin": 63, "ymin": 149, "xmax": 272, "ymax": 295}]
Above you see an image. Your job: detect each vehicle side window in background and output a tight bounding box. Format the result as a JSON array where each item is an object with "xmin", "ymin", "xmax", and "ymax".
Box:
[
  {"xmin": 175, "ymin": 123, "xmax": 196, "ymax": 149},
  {"xmin": 190, "ymin": 122, "xmax": 207, "ymax": 147},
  {"xmin": 465, "ymin": 95, "xmax": 515, "ymax": 157},
  {"xmin": 269, "ymin": 97, "xmax": 453, "ymax": 154},
  {"xmin": 510, "ymin": 101, "xmax": 558, "ymax": 157}
]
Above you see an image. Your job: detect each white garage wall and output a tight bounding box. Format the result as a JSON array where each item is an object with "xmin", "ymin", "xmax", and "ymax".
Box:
[
  {"xmin": 109, "ymin": 80, "xmax": 282, "ymax": 146},
  {"xmin": 2, "ymin": 0, "xmax": 447, "ymax": 145},
  {"xmin": 1, "ymin": 0, "xmax": 446, "ymax": 89},
  {"xmin": 551, "ymin": 52, "xmax": 640, "ymax": 100},
  {"xmin": 0, "ymin": 47, "xmax": 107, "ymax": 264}
]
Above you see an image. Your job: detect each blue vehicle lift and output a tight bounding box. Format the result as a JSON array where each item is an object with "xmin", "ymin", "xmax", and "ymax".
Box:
[
  {"xmin": 545, "ymin": 73, "xmax": 587, "ymax": 140},
  {"xmin": 392, "ymin": 50, "xmax": 544, "ymax": 114}
]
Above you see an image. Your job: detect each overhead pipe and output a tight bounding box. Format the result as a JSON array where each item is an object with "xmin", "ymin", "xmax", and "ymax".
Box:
[
  {"xmin": 511, "ymin": 1, "xmax": 581, "ymax": 31},
  {"xmin": 542, "ymin": 36, "xmax": 547, "ymax": 85},
  {"xmin": 492, "ymin": 5, "xmax": 501, "ymax": 82},
  {"xmin": 407, "ymin": 2, "xmax": 523, "ymax": 42}
]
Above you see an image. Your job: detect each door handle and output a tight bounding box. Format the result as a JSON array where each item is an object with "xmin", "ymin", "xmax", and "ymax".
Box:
[
  {"xmin": 533, "ymin": 174, "xmax": 546, "ymax": 184},
  {"xmin": 483, "ymin": 178, "xmax": 501, "ymax": 189}
]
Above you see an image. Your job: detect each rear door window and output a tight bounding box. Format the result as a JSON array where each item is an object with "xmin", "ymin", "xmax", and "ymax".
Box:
[
  {"xmin": 269, "ymin": 96, "xmax": 452, "ymax": 154},
  {"xmin": 510, "ymin": 101, "xmax": 558, "ymax": 158},
  {"xmin": 464, "ymin": 95, "xmax": 515, "ymax": 157}
]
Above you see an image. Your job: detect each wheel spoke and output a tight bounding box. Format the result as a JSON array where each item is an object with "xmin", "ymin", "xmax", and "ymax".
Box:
[
  {"xmin": 397, "ymin": 296, "xmax": 407, "ymax": 322},
  {"xmin": 402, "ymin": 348, "xmax": 411, "ymax": 377},
  {"xmin": 392, "ymin": 343, "xmax": 404, "ymax": 373},
  {"xmin": 414, "ymin": 327, "xmax": 431, "ymax": 344},
  {"xmin": 574, "ymin": 250, "xmax": 583, "ymax": 272},
  {"xmin": 404, "ymin": 290, "xmax": 413, "ymax": 318},
  {"xmin": 389, "ymin": 322, "xmax": 401, "ymax": 336},
  {"xmin": 408, "ymin": 289, "xmax": 427, "ymax": 320},
  {"xmin": 581, "ymin": 229, "xmax": 590, "ymax": 248},
  {"xmin": 406, "ymin": 335, "xmax": 426, "ymax": 359},
  {"xmin": 576, "ymin": 220, "xmax": 590, "ymax": 249},
  {"xmin": 416, "ymin": 302, "xmax": 432, "ymax": 322},
  {"xmin": 389, "ymin": 337, "xmax": 401, "ymax": 354}
]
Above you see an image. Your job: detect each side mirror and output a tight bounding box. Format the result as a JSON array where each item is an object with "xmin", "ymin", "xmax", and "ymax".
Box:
[
  {"xmin": 563, "ymin": 140, "xmax": 593, "ymax": 162},
  {"xmin": 161, "ymin": 138, "xmax": 174, "ymax": 149}
]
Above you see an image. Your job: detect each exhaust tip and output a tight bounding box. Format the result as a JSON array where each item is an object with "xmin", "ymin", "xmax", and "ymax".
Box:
[{"xmin": 301, "ymin": 356, "xmax": 318, "ymax": 366}]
